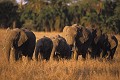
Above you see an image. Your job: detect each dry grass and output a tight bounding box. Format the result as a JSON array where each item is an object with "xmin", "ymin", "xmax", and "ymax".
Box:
[{"xmin": 0, "ymin": 29, "xmax": 120, "ymax": 80}]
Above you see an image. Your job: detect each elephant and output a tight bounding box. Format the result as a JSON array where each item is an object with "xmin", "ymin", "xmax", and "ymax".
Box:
[
  {"xmin": 89, "ymin": 27, "xmax": 104, "ymax": 59},
  {"xmin": 63, "ymin": 24, "xmax": 92, "ymax": 60},
  {"xmin": 89, "ymin": 27, "xmax": 118, "ymax": 60},
  {"xmin": 50, "ymin": 35, "xmax": 72, "ymax": 60},
  {"xmin": 4, "ymin": 28, "xmax": 36, "ymax": 62},
  {"xmin": 102, "ymin": 35, "xmax": 118, "ymax": 60},
  {"xmin": 35, "ymin": 36, "xmax": 53, "ymax": 61}
]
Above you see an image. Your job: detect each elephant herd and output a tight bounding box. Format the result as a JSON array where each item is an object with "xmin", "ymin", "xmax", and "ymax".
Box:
[{"xmin": 3, "ymin": 24, "xmax": 118, "ymax": 62}]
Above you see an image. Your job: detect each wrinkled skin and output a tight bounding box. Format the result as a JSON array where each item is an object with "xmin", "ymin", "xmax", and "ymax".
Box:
[
  {"xmin": 4, "ymin": 28, "xmax": 36, "ymax": 62},
  {"xmin": 50, "ymin": 35, "xmax": 72, "ymax": 60},
  {"xmin": 35, "ymin": 36, "xmax": 53, "ymax": 61},
  {"xmin": 102, "ymin": 35, "xmax": 118, "ymax": 60},
  {"xmin": 63, "ymin": 24, "xmax": 92, "ymax": 60}
]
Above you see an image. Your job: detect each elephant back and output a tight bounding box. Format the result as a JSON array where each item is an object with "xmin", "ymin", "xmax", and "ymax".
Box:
[
  {"xmin": 108, "ymin": 35, "xmax": 118, "ymax": 49},
  {"xmin": 37, "ymin": 36, "xmax": 53, "ymax": 51}
]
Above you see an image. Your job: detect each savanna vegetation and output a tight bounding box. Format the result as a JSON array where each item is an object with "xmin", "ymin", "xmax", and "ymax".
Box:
[
  {"xmin": 0, "ymin": 0, "xmax": 120, "ymax": 80},
  {"xmin": 0, "ymin": 29, "xmax": 120, "ymax": 80}
]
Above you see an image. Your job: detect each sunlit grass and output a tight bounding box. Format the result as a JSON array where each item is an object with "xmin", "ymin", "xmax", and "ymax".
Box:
[{"xmin": 0, "ymin": 29, "xmax": 120, "ymax": 80}]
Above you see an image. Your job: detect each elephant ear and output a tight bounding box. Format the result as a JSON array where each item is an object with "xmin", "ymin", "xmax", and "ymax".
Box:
[
  {"xmin": 79, "ymin": 37, "xmax": 85, "ymax": 44},
  {"xmin": 79, "ymin": 27, "xmax": 89, "ymax": 43},
  {"xmin": 63, "ymin": 26, "xmax": 69, "ymax": 33},
  {"xmin": 18, "ymin": 30, "xmax": 28, "ymax": 47},
  {"xmin": 72, "ymin": 24, "xmax": 78, "ymax": 27}
]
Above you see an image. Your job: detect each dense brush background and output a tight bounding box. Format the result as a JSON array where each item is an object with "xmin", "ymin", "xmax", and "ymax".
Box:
[{"xmin": 0, "ymin": 29, "xmax": 120, "ymax": 80}]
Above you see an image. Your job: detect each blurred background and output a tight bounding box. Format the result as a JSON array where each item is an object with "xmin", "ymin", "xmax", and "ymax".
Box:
[{"xmin": 0, "ymin": 0, "xmax": 119, "ymax": 33}]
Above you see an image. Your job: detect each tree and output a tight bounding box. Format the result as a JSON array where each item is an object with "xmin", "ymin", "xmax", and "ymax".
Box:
[{"xmin": 0, "ymin": 0, "xmax": 18, "ymax": 28}]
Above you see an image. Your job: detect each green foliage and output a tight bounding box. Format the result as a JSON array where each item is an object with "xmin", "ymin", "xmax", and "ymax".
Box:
[
  {"xmin": 0, "ymin": 0, "xmax": 18, "ymax": 28},
  {"xmin": 0, "ymin": 0, "xmax": 120, "ymax": 33}
]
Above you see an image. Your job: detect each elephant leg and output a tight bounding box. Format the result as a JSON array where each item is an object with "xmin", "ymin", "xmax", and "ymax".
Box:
[
  {"xmin": 44, "ymin": 52, "xmax": 50, "ymax": 61},
  {"xmin": 35, "ymin": 48, "xmax": 39, "ymax": 61},
  {"xmin": 38, "ymin": 53, "xmax": 43, "ymax": 61},
  {"xmin": 14, "ymin": 50, "xmax": 19, "ymax": 61},
  {"xmin": 15, "ymin": 53, "xmax": 19, "ymax": 61},
  {"xmin": 72, "ymin": 50, "xmax": 78, "ymax": 60},
  {"xmin": 67, "ymin": 51, "xmax": 72, "ymax": 60},
  {"xmin": 108, "ymin": 48, "xmax": 116, "ymax": 60},
  {"xmin": 82, "ymin": 53, "xmax": 86, "ymax": 59},
  {"xmin": 11, "ymin": 48, "xmax": 19, "ymax": 61},
  {"xmin": 19, "ymin": 54, "xmax": 22, "ymax": 61},
  {"xmin": 91, "ymin": 46, "xmax": 97, "ymax": 59},
  {"xmin": 96, "ymin": 49, "xmax": 101, "ymax": 58},
  {"xmin": 50, "ymin": 47, "xmax": 56, "ymax": 60},
  {"xmin": 27, "ymin": 54, "xmax": 33, "ymax": 61},
  {"xmin": 81, "ymin": 49, "xmax": 87, "ymax": 60},
  {"xmin": 15, "ymin": 50, "xmax": 22, "ymax": 61},
  {"xmin": 91, "ymin": 51, "xmax": 95, "ymax": 59},
  {"xmin": 94, "ymin": 47, "xmax": 102, "ymax": 59},
  {"xmin": 4, "ymin": 45, "xmax": 11, "ymax": 62},
  {"xmin": 102, "ymin": 49, "xmax": 107, "ymax": 58}
]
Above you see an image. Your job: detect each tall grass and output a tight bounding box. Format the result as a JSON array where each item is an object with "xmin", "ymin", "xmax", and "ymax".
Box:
[{"xmin": 0, "ymin": 29, "xmax": 120, "ymax": 80}]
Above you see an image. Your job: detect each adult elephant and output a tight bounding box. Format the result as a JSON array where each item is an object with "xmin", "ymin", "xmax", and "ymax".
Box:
[
  {"xmin": 50, "ymin": 35, "xmax": 72, "ymax": 60},
  {"xmin": 4, "ymin": 28, "xmax": 36, "ymax": 62},
  {"xmin": 63, "ymin": 24, "xmax": 92, "ymax": 60},
  {"xmin": 90, "ymin": 28, "xmax": 105, "ymax": 59},
  {"xmin": 89, "ymin": 27, "xmax": 118, "ymax": 60},
  {"xmin": 35, "ymin": 36, "xmax": 53, "ymax": 61},
  {"xmin": 102, "ymin": 35, "xmax": 118, "ymax": 60}
]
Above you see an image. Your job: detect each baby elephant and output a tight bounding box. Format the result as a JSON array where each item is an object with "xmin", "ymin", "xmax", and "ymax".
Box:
[
  {"xmin": 50, "ymin": 35, "xmax": 72, "ymax": 60},
  {"xmin": 35, "ymin": 36, "xmax": 53, "ymax": 61}
]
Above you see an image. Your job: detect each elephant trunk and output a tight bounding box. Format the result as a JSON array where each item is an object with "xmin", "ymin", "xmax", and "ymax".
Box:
[
  {"xmin": 50, "ymin": 46, "xmax": 56, "ymax": 60},
  {"xmin": 71, "ymin": 41, "xmax": 78, "ymax": 60},
  {"xmin": 4, "ymin": 41, "xmax": 12, "ymax": 62}
]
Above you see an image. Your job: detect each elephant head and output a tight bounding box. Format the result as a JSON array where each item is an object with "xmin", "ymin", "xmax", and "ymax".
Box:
[
  {"xmin": 63, "ymin": 24, "xmax": 78, "ymax": 47},
  {"xmin": 50, "ymin": 35, "xmax": 71, "ymax": 60},
  {"xmin": 91, "ymin": 28, "xmax": 102, "ymax": 44},
  {"xmin": 63, "ymin": 24, "xmax": 93, "ymax": 60},
  {"xmin": 77, "ymin": 27, "xmax": 92, "ymax": 44},
  {"xmin": 50, "ymin": 35, "xmax": 60, "ymax": 60},
  {"xmin": 4, "ymin": 28, "xmax": 28, "ymax": 61}
]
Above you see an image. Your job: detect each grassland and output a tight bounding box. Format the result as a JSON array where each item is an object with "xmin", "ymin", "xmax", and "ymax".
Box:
[{"xmin": 0, "ymin": 29, "xmax": 120, "ymax": 80}]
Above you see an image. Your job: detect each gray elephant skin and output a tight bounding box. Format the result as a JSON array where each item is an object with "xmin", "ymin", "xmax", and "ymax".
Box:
[
  {"xmin": 35, "ymin": 36, "xmax": 53, "ymax": 61},
  {"xmin": 50, "ymin": 35, "xmax": 72, "ymax": 60},
  {"xmin": 4, "ymin": 28, "xmax": 36, "ymax": 62},
  {"xmin": 90, "ymin": 28, "xmax": 105, "ymax": 59},
  {"xmin": 63, "ymin": 24, "xmax": 92, "ymax": 60},
  {"xmin": 102, "ymin": 35, "xmax": 118, "ymax": 60},
  {"xmin": 90, "ymin": 28, "xmax": 118, "ymax": 60}
]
